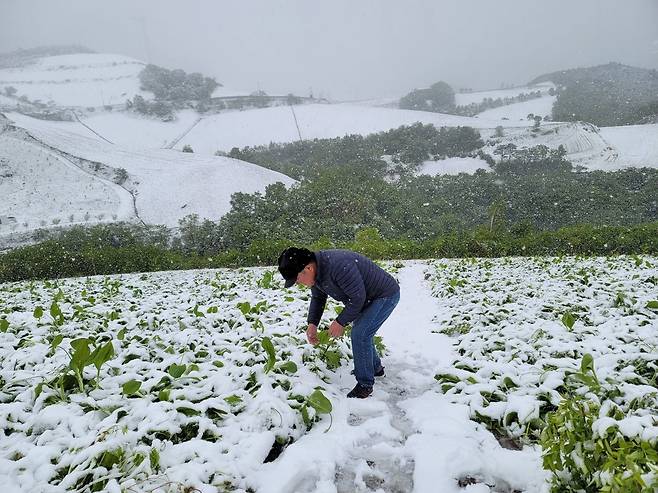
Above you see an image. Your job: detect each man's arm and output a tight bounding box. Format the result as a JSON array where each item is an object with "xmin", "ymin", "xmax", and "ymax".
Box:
[
  {"xmin": 307, "ymin": 286, "xmax": 328, "ymax": 326},
  {"xmin": 333, "ymin": 260, "xmax": 366, "ymax": 327}
]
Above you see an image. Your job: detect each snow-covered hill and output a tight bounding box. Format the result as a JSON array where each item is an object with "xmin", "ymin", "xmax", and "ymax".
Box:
[
  {"xmin": 1, "ymin": 112, "xmax": 296, "ymax": 236},
  {"xmin": 171, "ymin": 103, "xmax": 520, "ymax": 154},
  {"xmin": 0, "ymin": 132, "xmax": 133, "ymax": 232},
  {"xmin": 75, "ymin": 110, "xmax": 203, "ymax": 149},
  {"xmin": 476, "ymin": 95, "xmax": 556, "ymax": 122},
  {"xmin": 454, "ymin": 82, "xmax": 554, "ymax": 106},
  {"xmin": 0, "ymin": 53, "xmax": 148, "ymax": 108},
  {"xmin": 1, "ymin": 50, "xmax": 656, "ymax": 246},
  {"xmin": 600, "ymin": 124, "xmax": 658, "ymax": 168}
]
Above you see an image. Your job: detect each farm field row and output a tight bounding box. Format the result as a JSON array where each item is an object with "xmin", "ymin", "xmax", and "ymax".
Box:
[{"xmin": 1, "ymin": 256, "xmax": 656, "ymax": 492}]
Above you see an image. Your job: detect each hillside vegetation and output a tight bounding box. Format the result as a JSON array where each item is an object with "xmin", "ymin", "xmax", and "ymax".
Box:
[
  {"xmin": 531, "ymin": 62, "xmax": 658, "ymax": 126},
  {"xmin": 228, "ymin": 123, "xmax": 484, "ymax": 179}
]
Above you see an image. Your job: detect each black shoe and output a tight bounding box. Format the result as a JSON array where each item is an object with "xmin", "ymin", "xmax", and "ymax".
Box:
[
  {"xmin": 347, "ymin": 383, "xmax": 373, "ymax": 399},
  {"xmin": 350, "ymin": 367, "xmax": 385, "ymax": 377}
]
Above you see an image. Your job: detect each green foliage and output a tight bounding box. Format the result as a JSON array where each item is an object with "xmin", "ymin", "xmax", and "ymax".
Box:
[
  {"xmin": 257, "ymin": 270, "xmax": 277, "ymax": 289},
  {"xmin": 167, "ymin": 363, "xmax": 186, "ymax": 378},
  {"xmin": 217, "ymin": 145, "xmax": 657, "ymax": 250},
  {"xmin": 89, "ymin": 341, "xmax": 115, "ymax": 382},
  {"xmin": 139, "ymin": 64, "xmax": 219, "ymax": 101},
  {"xmin": 455, "ymin": 91, "xmax": 543, "ymax": 117},
  {"xmin": 261, "ymin": 337, "xmax": 276, "ymax": 373},
  {"xmin": 532, "ymin": 62, "xmax": 658, "ymax": 126},
  {"xmin": 59, "ymin": 338, "xmax": 117, "ymax": 392},
  {"xmin": 307, "ymin": 389, "xmax": 332, "ymax": 414},
  {"xmin": 69, "ymin": 338, "xmax": 92, "ymax": 392},
  {"xmin": 2, "ymin": 221, "xmax": 658, "ymax": 282},
  {"xmin": 561, "ymin": 311, "xmax": 576, "ymax": 330},
  {"xmin": 228, "ymin": 123, "xmax": 483, "ymax": 179},
  {"xmin": 541, "ymin": 397, "xmax": 658, "ymax": 492},
  {"xmin": 122, "ymin": 379, "xmax": 141, "ymax": 396},
  {"xmin": 399, "ymin": 81, "xmax": 455, "ymax": 113},
  {"xmin": 494, "ymin": 145, "xmax": 571, "ymax": 175},
  {"xmin": 315, "ymin": 330, "xmax": 343, "ymax": 370}
]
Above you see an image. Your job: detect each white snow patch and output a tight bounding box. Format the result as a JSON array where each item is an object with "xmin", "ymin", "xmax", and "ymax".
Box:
[{"xmin": 416, "ymin": 157, "xmax": 491, "ymax": 176}]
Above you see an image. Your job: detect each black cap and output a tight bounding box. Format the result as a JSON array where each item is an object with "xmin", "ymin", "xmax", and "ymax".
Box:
[{"xmin": 278, "ymin": 247, "xmax": 315, "ymax": 288}]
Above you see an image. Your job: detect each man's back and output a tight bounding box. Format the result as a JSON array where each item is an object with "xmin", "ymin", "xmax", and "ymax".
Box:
[{"xmin": 315, "ymin": 249, "xmax": 398, "ymax": 300}]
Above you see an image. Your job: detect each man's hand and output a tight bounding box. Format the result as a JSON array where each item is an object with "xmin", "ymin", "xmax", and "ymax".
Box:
[
  {"xmin": 328, "ymin": 320, "xmax": 345, "ymax": 338},
  {"xmin": 306, "ymin": 324, "xmax": 319, "ymax": 345}
]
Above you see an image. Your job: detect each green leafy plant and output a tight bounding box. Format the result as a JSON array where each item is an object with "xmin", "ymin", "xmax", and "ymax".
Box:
[
  {"xmin": 561, "ymin": 311, "xmax": 576, "ymax": 330},
  {"xmin": 567, "ymin": 353, "xmax": 600, "ymax": 394},
  {"xmin": 541, "ymin": 396, "xmax": 658, "ymax": 493},
  {"xmin": 122, "ymin": 379, "xmax": 142, "ymax": 396},
  {"xmin": 257, "ymin": 270, "xmax": 276, "ymax": 289},
  {"xmin": 315, "ymin": 331, "xmax": 343, "ymax": 370},
  {"xmin": 167, "ymin": 363, "xmax": 186, "ymax": 378},
  {"xmin": 298, "ymin": 389, "xmax": 334, "ymax": 431},
  {"xmin": 50, "ymin": 301, "xmax": 65, "ymax": 326},
  {"xmin": 261, "ymin": 337, "xmax": 276, "ymax": 373}
]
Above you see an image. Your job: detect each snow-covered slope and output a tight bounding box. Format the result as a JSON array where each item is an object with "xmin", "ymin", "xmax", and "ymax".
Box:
[
  {"xmin": 416, "ymin": 157, "xmax": 491, "ymax": 176},
  {"xmin": 0, "ymin": 133, "xmax": 133, "ymax": 234},
  {"xmin": 174, "ymin": 103, "xmax": 522, "ymax": 154},
  {"xmin": 455, "ymin": 83, "xmax": 554, "ymax": 106},
  {"xmin": 78, "ymin": 110, "xmax": 202, "ymax": 149},
  {"xmin": 55, "ymin": 103, "xmax": 658, "ymax": 176},
  {"xmin": 3, "ymin": 113, "xmax": 296, "ymax": 229},
  {"xmin": 0, "ymin": 53, "xmax": 148, "ymax": 107},
  {"xmin": 476, "ymin": 95, "xmax": 556, "ymax": 121},
  {"xmin": 484, "ymin": 121, "xmax": 658, "ymax": 171},
  {"xmin": 600, "ymin": 124, "xmax": 658, "ymax": 168}
]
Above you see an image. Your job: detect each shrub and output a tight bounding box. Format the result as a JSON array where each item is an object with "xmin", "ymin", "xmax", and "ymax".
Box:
[
  {"xmin": 399, "ymin": 81, "xmax": 455, "ymax": 113},
  {"xmin": 139, "ymin": 64, "xmax": 219, "ymax": 101}
]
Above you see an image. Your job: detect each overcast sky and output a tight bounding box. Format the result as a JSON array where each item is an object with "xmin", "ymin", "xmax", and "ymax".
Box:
[{"xmin": 2, "ymin": 0, "xmax": 657, "ymax": 100}]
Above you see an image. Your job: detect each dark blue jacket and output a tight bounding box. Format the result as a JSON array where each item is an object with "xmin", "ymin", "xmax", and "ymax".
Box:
[{"xmin": 307, "ymin": 249, "xmax": 399, "ymax": 327}]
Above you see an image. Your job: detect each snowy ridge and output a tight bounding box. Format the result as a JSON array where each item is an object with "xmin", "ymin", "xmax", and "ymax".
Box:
[{"xmin": 0, "ymin": 53, "xmax": 148, "ymax": 107}]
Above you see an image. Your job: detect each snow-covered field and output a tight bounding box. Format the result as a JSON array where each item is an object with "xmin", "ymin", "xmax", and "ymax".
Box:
[
  {"xmin": 78, "ymin": 110, "xmax": 202, "ymax": 149},
  {"xmin": 2, "ymin": 113, "xmax": 296, "ymax": 229},
  {"xmin": 480, "ymin": 121, "xmax": 658, "ymax": 171},
  {"xmin": 601, "ymin": 124, "xmax": 658, "ymax": 168},
  {"xmin": 416, "ymin": 157, "xmax": 491, "ymax": 176},
  {"xmin": 476, "ymin": 96, "xmax": 556, "ymax": 122},
  {"xmin": 1, "ymin": 257, "xmax": 656, "ymax": 492},
  {"xmin": 455, "ymin": 83, "xmax": 554, "ymax": 106},
  {"xmin": 0, "ymin": 54, "xmax": 148, "ymax": 107},
  {"xmin": 173, "ymin": 103, "xmax": 520, "ymax": 154},
  {"xmin": 0, "ymin": 134, "xmax": 132, "ymax": 233}
]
